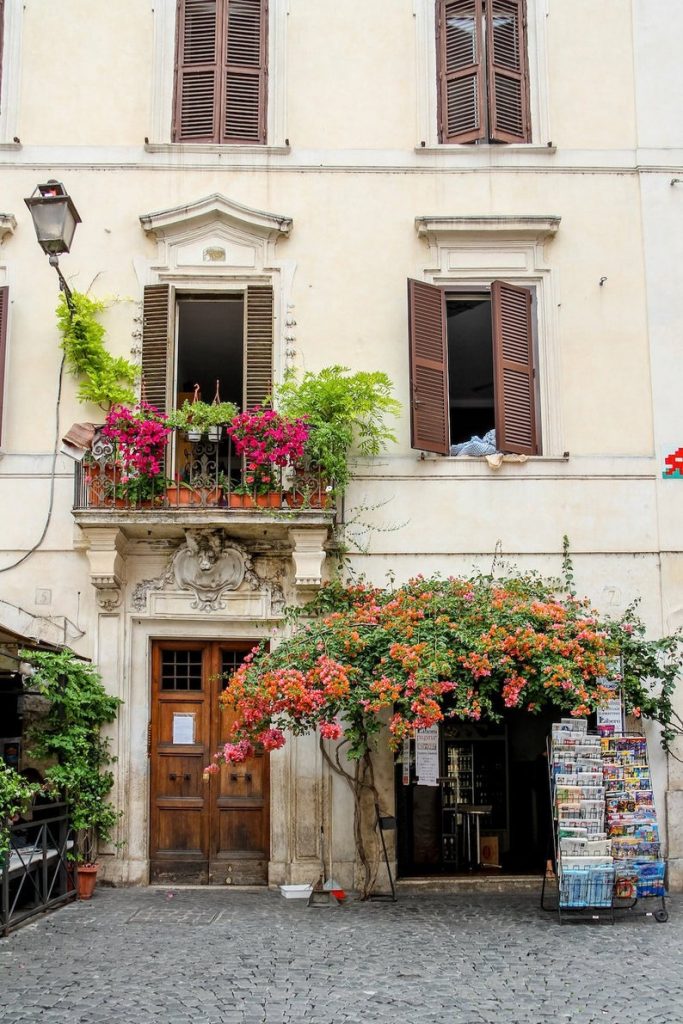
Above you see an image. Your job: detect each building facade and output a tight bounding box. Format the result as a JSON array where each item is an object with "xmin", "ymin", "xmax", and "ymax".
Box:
[{"xmin": 0, "ymin": 0, "xmax": 681, "ymax": 890}]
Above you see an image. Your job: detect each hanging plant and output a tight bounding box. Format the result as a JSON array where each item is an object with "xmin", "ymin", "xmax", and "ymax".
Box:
[{"xmin": 56, "ymin": 291, "xmax": 139, "ymax": 410}]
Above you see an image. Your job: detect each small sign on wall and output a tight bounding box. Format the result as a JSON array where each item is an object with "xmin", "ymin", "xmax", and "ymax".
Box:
[
  {"xmin": 415, "ymin": 725, "xmax": 439, "ymax": 787},
  {"xmin": 172, "ymin": 713, "xmax": 195, "ymax": 745}
]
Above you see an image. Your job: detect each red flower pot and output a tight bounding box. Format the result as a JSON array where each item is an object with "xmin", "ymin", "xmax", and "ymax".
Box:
[{"xmin": 76, "ymin": 863, "xmax": 99, "ymax": 900}]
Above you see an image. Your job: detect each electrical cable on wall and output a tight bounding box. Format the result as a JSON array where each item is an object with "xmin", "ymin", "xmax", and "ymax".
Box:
[{"xmin": 0, "ymin": 352, "xmax": 66, "ymax": 573}]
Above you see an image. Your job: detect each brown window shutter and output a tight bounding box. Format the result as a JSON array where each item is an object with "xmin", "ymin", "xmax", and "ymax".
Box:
[
  {"xmin": 173, "ymin": 0, "xmax": 222, "ymax": 142},
  {"xmin": 141, "ymin": 285, "xmax": 171, "ymax": 413},
  {"xmin": 244, "ymin": 285, "xmax": 273, "ymax": 408},
  {"xmin": 0, "ymin": 0, "xmax": 5, "ymax": 111},
  {"xmin": 223, "ymin": 0, "xmax": 267, "ymax": 144},
  {"xmin": 0, "ymin": 286, "xmax": 8, "ymax": 446},
  {"xmin": 491, "ymin": 280, "xmax": 538, "ymax": 454},
  {"xmin": 437, "ymin": 0, "xmax": 485, "ymax": 144},
  {"xmin": 408, "ymin": 279, "xmax": 450, "ymax": 455},
  {"xmin": 486, "ymin": 0, "xmax": 531, "ymax": 143}
]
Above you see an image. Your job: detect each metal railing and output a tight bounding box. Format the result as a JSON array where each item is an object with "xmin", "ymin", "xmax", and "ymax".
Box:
[
  {"xmin": 1, "ymin": 803, "xmax": 76, "ymax": 936},
  {"xmin": 74, "ymin": 428, "xmax": 334, "ymax": 513}
]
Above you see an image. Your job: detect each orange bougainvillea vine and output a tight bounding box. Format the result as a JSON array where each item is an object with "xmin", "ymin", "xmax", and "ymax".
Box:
[{"xmin": 209, "ymin": 569, "xmax": 683, "ymax": 772}]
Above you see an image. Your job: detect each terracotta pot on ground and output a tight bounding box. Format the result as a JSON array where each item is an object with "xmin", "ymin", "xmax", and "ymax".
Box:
[{"xmin": 76, "ymin": 863, "xmax": 99, "ymax": 900}]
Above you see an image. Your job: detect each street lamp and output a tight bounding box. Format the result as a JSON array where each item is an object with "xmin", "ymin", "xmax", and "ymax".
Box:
[{"xmin": 24, "ymin": 180, "xmax": 81, "ymax": 312}]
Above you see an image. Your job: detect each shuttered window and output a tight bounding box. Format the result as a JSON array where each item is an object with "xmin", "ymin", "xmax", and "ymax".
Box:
[
  {"xmin": 174, "ymin": 0, "xmax": 268, "ymax": 145},
  {"xmin": 0, "ymin": 286, "xmax": 8, "ymax": 446},
  {"xmin": 408, "ymin": 278, "xmax": 539, "ymax": 455},
  {"xmin": 0, "ymin": 0, "xmax": 5, "ymax": 112},
  {"xmin": 437, "ymin": 0, "xmax": 530, "ymax": 144},
  {"xmin": 142, "ymin": 285, "xmax": 172, "ymax": 413},
  {"xmin": 140, "ymin": 285, "xmax": 274, "ymax": 414}
]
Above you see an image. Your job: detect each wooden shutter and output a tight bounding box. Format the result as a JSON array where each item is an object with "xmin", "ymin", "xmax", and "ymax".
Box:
[
  {"xmin": 0, "ymin": 0, "xmax": 5, "ymax": 112},
  {"xmin": 141, "ymin": 285, "xmax": 171, "ymax": 413},
  {"xmin": 437, "ymin": 0, "xmax": 485, "ymax": 144},
  {"xmin": 0, "ymin": 286, "xmax": 8, "ymax": 446},
  {"xmin": 174, "ymin": 0, "xmax": 222, "ymax": 142},
  {"xmin": 223, "ymin": 0, "xmax": 267, "ymax": 143},
  {"xmin": 491, "ymin": 280, "xmax": 537, "ymax": 454},
  {"xmin": 408, "ymin": 279, "xmax": 450, "ymax": 455},
  {"xmin": 244, "ymin": 286, "xmax": 273, "ymax": 408},
  {"xmin": 486, "ymin": 0, "xmax": 530, "ymax": 143}
]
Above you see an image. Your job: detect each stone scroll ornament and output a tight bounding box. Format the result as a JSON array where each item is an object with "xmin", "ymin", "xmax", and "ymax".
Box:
[
  {"xmin": 131, "ymin": 529, "xmax": 285, "ymax": 614},
  {"xmin": 172, "ymin": 531, "xmax": 246, "ymax": 611}
]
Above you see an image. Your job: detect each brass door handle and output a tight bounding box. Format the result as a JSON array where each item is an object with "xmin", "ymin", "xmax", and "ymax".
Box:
[{"xmin": 168, "ymin": 773, "xmax": 177, "ymax": 781}]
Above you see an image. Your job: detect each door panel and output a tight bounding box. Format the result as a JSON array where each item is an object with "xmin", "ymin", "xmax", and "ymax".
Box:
[
  {"xmin": 209, "ymin": 646, "xmax": 270, "ymax": 884},
  {"xmin": 150, "ymin": 640, "xmax": 269, "ymax": 884}
]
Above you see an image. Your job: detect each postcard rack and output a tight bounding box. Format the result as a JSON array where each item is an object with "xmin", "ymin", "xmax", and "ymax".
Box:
[{"xmin": 541, "ymin": 719, "xmax": 668, "ymax": 924}]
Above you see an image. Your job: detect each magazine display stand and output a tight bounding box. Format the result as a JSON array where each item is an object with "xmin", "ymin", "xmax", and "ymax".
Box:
[
  {"xmin": 542, "ymin": 720, "xmax": 668, "ymax": 924},
  {"xmin": 543, "ymin": 720, "xmax": 614, "ymax": 923},
  {"xmin": 602, "ymin": 734, "xmax": 668, "ymax": 922}
]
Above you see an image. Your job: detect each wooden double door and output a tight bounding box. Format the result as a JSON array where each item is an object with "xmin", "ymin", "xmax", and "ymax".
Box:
[{"xmin": 149, "ymin": 641, "xmax": 269, "ymax": 885}]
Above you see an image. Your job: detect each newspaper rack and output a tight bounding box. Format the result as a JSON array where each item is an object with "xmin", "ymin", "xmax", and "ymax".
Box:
[{"xmin": 541, "ymin": 720, "xmax": 668, "ymax": 925}]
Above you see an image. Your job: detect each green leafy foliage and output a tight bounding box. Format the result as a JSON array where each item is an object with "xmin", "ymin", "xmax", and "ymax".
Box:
[
  {"xmin": 20, "ymin": 650, "xmax": 123, "ymax": 861},
  {"xmin": 0, "ymin": 763, "xmax": 40, "ymax": 856},
  {"xmin": 56, "ymin": 291, "xmax": 139, "ymax": 409},
  {"xmin": 167, "ymin": 399, "xmax": 239, "ymax": 433},
  {"xmin": 276, "ymin": 366, "xmax": 401, "ymax": 493}
]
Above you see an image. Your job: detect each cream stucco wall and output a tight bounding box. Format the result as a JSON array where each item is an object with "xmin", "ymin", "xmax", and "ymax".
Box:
[{"xmin": 0, "ymin": 0, "xmax": 680, "ymax": 891}]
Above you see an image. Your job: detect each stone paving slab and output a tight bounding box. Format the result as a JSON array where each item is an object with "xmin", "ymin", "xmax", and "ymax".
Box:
[{"xmin": 0, "ymin": 888, "xmax": 681, "ymax": 1024}]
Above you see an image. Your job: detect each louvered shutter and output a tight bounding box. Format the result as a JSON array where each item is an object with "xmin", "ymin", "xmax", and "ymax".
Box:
[
  {"xmin": 174, "ymin": 0, "xmax": 222, "ymax": 142},
  {"xmin": 223, "ymin": 0, "xmax": 267, "ymax": 143},
  {"xmin": 141, "ymin": 285, "xmax": 172, "ymax": 414},
  {"xmin": 0, "ymin": 287, "xmax": 8, "ymax": 446},
  {"xmin": 0, "ymin": 0, "xmax": 5, "ymax": 112},
  {"xmin": 486, "ymin": 0, "xmax": 530, "ymax": 143},
  {"xmin": 491, "ymin": 280, "xmax": 537, "ymax": 454},
  {"xmin": 437, "ymin": 0, "xmax": 485, "ymax": 144},
  {"xmin": 408, "ymin": 279, "xmax": 450, "ymax": 455},
  {"xmin": 244, "ymin": 286, "xmax": 273, "ymax": 408}
]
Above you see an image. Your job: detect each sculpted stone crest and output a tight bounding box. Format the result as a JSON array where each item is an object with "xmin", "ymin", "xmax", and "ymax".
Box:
[{"xmin": 172, "ymin": 530, "xmax": 246, "ymax": 610}]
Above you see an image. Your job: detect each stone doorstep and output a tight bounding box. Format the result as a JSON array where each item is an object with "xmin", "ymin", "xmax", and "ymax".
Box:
[{"xmin": 396, "ymin": 874, "xmax": 544, "ymax": 894}]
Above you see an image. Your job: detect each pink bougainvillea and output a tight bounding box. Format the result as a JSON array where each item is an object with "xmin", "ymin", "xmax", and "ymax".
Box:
[{"xmin": 102, "ymin": 402, "xmax": 170, "ymax": 480}]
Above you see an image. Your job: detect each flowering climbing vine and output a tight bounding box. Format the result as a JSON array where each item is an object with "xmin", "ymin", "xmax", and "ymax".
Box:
[{"xmin": 208, "ymin": 565, "xmax": 683, "ymax": 896}]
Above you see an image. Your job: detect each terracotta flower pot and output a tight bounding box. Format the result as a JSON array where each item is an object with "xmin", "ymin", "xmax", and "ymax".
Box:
[
  {"xmin": 76, "ymin": 863, "xmax": 99, "ymax": 900},
  {"xmin": 166, "ymin": 485, "xmax": 202, "ymax": 506},
  {"xmin": 229, "ymin": 492, "xmax": 280, "ymax": 509}
]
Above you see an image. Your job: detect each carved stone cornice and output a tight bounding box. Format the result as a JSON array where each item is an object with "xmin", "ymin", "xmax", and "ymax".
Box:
[{"xmin": 80, "ymin": 527, "xmax": 126, "ymax": 612}]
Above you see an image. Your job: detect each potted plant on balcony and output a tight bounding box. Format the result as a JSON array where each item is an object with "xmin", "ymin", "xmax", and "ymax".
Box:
[
  {"xmin": 227, "ymin": 407, "xmax": 309, "ymax": 507},
  {"xmin": 101, "ymin": 402, "xmax": 171, "ymax": 507},
  {"xmin": 165, "ymin": 476, "xmax": 202, "ymax": 507},
  {"xmin": 21, "ymin": 650, "xmax": 122, "ymax": 901},
  {"xmin": 168, "ymin": 384, "xmax": 238, "ymax": 443},
  {"xmin": 275, "ymin": 366, "xmax": 401, "ymax": 499}
]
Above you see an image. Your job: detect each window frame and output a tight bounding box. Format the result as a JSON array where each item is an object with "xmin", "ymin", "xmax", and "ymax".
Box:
[
  {"xmin": 411, "ymin": 214, "xmax": 562, "ymax": 456},
  {"xmin": 414, "ymin": 0, "xmax": 551, "ymax": 150}
]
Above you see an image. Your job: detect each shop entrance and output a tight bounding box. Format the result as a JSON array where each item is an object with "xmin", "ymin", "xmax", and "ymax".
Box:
[
  {"xmin": 149, "ymin": 640, "xmax": 269, "ymax": 885},
  {"xmin": 395, "ymin": 709, "xmax": 555, "ymax": 876}
]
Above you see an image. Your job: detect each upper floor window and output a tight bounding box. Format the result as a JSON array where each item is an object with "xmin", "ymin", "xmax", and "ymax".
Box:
[
  {"xmin": 436, "ymin": 0, "xmax": 531, "ymax": 144},
  {"xmin": 408, "ymin": 278, "xmax": 539, "ymax": 455},
  {"xmin": 173, "ymin": 0, "xmax": 268, "ymax": 144}
]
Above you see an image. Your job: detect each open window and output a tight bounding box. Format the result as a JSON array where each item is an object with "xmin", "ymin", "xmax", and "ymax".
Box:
[
  {"xmin": 436, "ymin": 0, "xmax": 531, "ymax": 144},
  {"xmin": 408, "ymin": 278, "xmax": 539, "ymax": 455},
  {"xmin": 141, "ymin": 284, "xmax": 273, "ymax": 414}
]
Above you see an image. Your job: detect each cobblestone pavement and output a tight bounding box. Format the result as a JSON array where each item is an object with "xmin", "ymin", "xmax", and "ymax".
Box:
[{"xmin": 1, "ymin": 887, "xmax": 681, "ymax": 1024}]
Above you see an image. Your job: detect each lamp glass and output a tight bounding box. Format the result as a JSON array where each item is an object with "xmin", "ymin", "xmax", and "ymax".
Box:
[{"xmin": 28, "ymin": 199, "xmax": 78, "ymax": 255}]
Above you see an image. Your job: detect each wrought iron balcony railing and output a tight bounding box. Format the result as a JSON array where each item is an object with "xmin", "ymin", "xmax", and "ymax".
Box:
[{"xmin": 73, "ymin": 428, "xmax": 334, "ymax": 514}]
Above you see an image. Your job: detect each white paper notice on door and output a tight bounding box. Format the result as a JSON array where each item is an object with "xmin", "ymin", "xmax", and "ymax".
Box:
[
  {"xmin": 415, "ymin": 724, "xmax": 439, "ymax": 786},
  {"xmin": 172, "ymin": 713, "xmax": 195, "ymax": 745}
]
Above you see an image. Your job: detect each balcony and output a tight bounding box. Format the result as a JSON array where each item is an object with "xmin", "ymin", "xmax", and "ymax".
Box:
[{"xmin": 72, "ymin": 430, "xmax": 335, "ymax": 600}]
